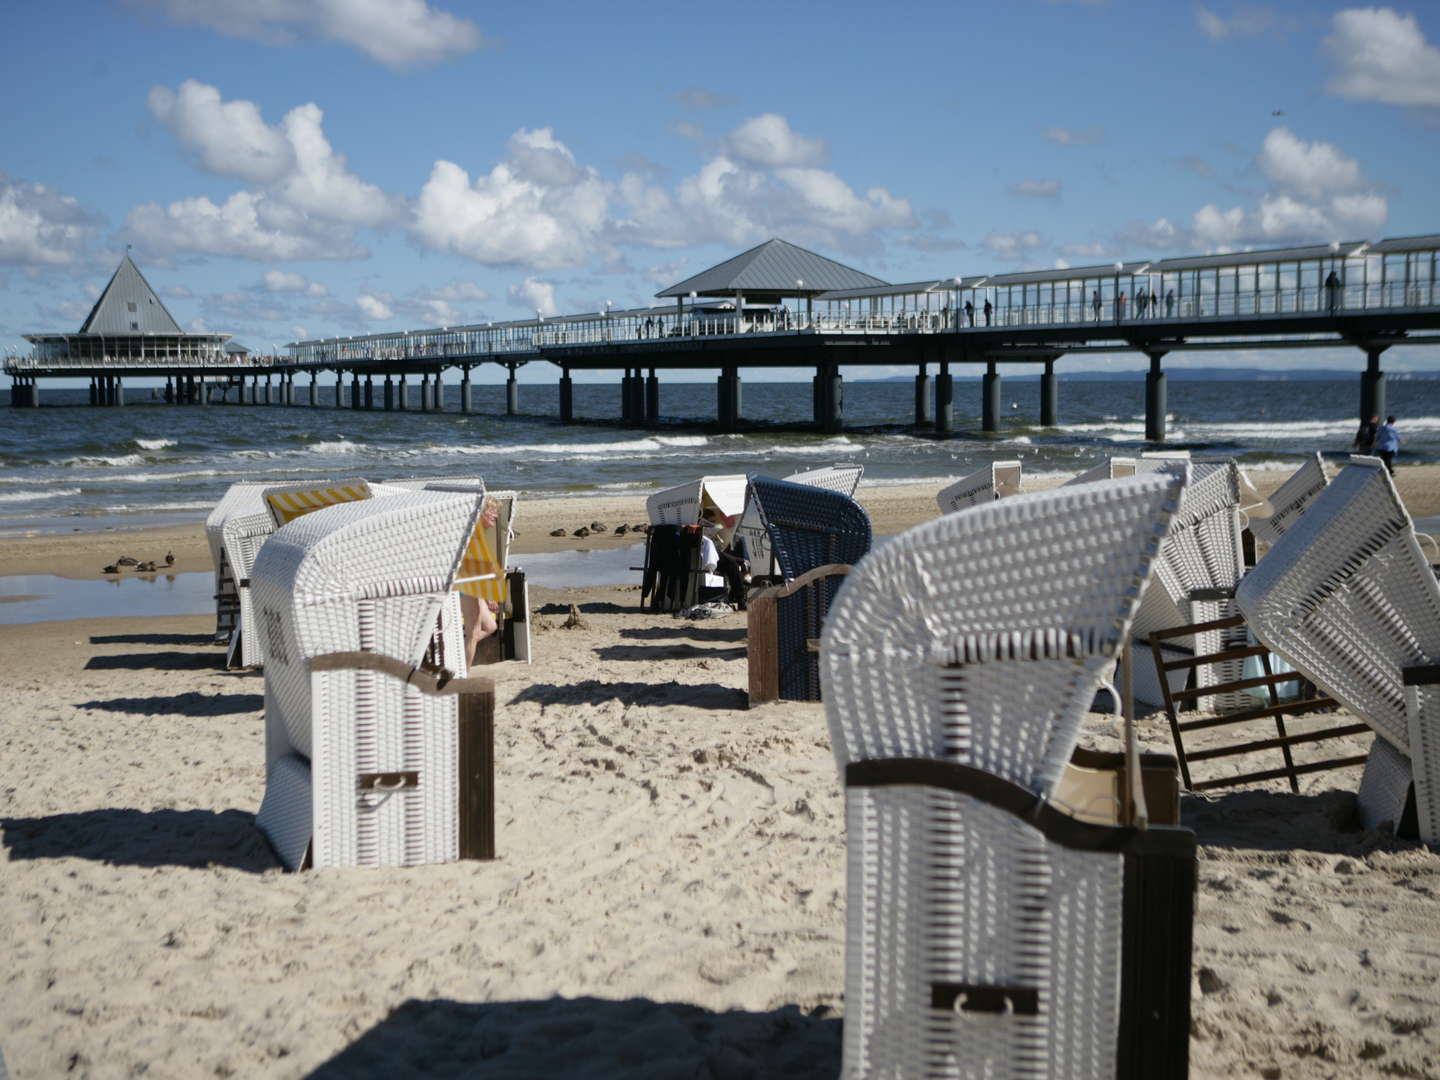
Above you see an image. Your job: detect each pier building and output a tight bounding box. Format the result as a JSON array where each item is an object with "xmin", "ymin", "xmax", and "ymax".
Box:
[{"xmin": 8, "ymin": 236, "xmax": 1440, "ymax": 439}]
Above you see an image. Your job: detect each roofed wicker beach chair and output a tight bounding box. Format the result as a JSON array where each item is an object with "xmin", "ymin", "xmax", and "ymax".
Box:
[
  {"xmin": 821, "ymin": 472, "xmax": 1196, "ymax": 1080},
  {"xmin": 936, "ymin": 459, "xmax": 1022, "ymax": 515},
  {"xmin": 205, "ymin": 481, "xmax": 269, "ymax": 647},
  {"xmin": 1128, "ymin": 460, "xmax": 1250, "ymax": 715},
  {"xmin": 746, "ymin": 475, "xmax": 871, "ymax": 706},
  {"xmin": 735, "ymin": 464, "xmax": 864, "ymax": 580},
  {"xmin": 251, "ymin": 487, "xmax": 498, "ymax": 870},
  {"xmin": 210, "ymin": 478, "xmax": 377, "ymax": 669},
  {"xmin": 1236, "ymin": 457, "xmax": 1440, "ymax": 846},
  {"xmin": 1065, "ymin": 456, "xmax": 1138, "ymax": 486},
  {"xmin": 1247, "ymin": 452, "xmax": 1329, "ymax": 550}
]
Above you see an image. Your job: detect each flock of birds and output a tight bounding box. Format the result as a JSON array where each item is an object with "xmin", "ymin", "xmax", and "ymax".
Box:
[
  {"xmin": 548, "ymin": 522, "xmax": 649, "ymax": 540},
  {"xmin": 102, "ymin": 551, "xmax": 175, "ymax": 575}
]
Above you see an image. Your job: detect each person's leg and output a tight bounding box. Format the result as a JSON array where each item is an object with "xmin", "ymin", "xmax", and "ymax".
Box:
[{"xmin": 715, "ymin": 549, "xmax": 747, "ymax": 607}]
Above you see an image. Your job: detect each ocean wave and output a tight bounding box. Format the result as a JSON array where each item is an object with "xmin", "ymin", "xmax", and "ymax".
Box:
[
  {"xmin": 307, "ymin": 439, "xmax": 364, "ymax": 454},
  {"xmin": 0, "ymin": 487, "xmax": 81, "ymax": 503},
  {"xmin": 58, "ymin": 453, "xmax": 148, "ymax": 468},
  {"xmin": 134, "ymin": 437, "xmax": 177, "ymax": 450}
]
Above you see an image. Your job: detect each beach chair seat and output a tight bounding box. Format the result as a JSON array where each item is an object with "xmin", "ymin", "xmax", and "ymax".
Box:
[
  {"xmin": 935, "ymin": 459, "xmax": 1021, "ymax": 515},
  {"xmin": 735, "ymin": 464, "xmax": 863, "ymax": 578},
  {"xmin": 821, "ymin": 472, "xmax": 1195, "ymax": 1080},
  {"xmin": 1236, "ymin": 457, "xmax": 1440, "ymax": 845},
  {"xmin": 746, "ymin": 475, "xmax": 871, "ymax": 705},
  {"xmin": 250, "ymin": 488, "xmax": 499, "ymax": 869}
]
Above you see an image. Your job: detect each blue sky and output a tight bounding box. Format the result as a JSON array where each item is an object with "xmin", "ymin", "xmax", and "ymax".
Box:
[{"xmin": 3, "ymin": 0, "xmax": 1440, "ymax": 384}]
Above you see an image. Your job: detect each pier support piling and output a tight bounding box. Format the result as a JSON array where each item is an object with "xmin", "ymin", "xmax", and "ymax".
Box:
[
  {"xmin": 646, "ymin": 369, "xmax": 659, "ymax": 424},
  {"xmin": 814, "ymin": 358, "xmax": 843, "ymax": 434},
  {"xmin": 982, "ymin": 360, "xmax": 1001, "ymax": 433},
  {"xmin": 433, "ymin": 371, "xmax": 444, "ymax": 411},
  {"xmin": 460, "ymin": 368, "xmax": 472, "ymax": 413},
  {"xmin": 1360, "ymin": 346, "xmax": 1387, "ymax": 424},
  {"xmin": 333, "ymin": 375, "xmax": 343, "ymax": 409},
  {"xmin": 309, "ymin": 375, "xmax": 318, "ymax": 408},
  {"xmin": 1145, "ymin": 352, "xmax": 1168, "ymax": 442},
  {"xmin": 506, "ymin": 367, "xmax": 519, "ymax": 415},
  {"xmin": 914, "ymin": 362, "xmax": 931, "ymax": 425},
  {"xmin": 559, "ymin": 371, "xmax": 574, "ymax": 423},
  {"xmin": 718, "ymin": 367, "xmax": 741, "ymax": 430},
  {"xmin": 364, "ymin": 376, "xmax": 374, "ymax": 410},
  {"xmin": 1040, "ymin": 359, "xmax": 1058, "ymax": 427},
  {"xmin": 935, "ymin": 360, "xmax": 954, "ymax": 434},
  {"xmin": 350, "ymin": 375, "xmax": 361, "ymax": 410}
]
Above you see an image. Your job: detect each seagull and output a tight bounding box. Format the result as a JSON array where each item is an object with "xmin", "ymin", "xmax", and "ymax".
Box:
[{"xmin": 164, "ymin": 551, "xmax": 175, "ymax": 566}]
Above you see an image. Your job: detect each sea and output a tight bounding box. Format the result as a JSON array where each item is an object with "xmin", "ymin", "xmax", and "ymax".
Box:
[{"xmin": 2, "ymin": 376, "xmax": 1438, "ymax": 537}]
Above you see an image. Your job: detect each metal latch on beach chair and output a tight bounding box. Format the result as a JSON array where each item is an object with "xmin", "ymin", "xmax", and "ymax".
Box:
[{"xmin": 931, "ymin": 983, "xmax": 1040, "ymax": 1016}]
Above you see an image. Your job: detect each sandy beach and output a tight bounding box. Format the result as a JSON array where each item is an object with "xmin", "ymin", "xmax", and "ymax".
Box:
[{"xmin": 3, "ymin": 468, "xmax": 1439, "ymax": 1078}]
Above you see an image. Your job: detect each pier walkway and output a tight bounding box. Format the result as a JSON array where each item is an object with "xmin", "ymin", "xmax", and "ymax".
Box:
[{"xmin": 9, "ymin": 235, "xmax": 1440, "ymax": 439}]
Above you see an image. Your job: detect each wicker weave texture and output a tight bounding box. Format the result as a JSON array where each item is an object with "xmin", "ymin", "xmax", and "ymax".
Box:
[
  {"xmin": 206, "ymin": 483, "xmax": 270, "ymax": 634},
  {"xmin": 736, "ymin": 466, "xmax": 863, "ymax": 575},
  {"xmin": 1236, "ymin": 460, "xmax": 1440, "ymax": 843},
  {"xmin": 1249, "ymin": 453, "xmax": 1329, "ymax": 548},
  {"xmin": 841, "ymin": 786, "xmax": 1124, "ymax": 1079},
  {"xmin": 936, "ymin": 461, "xmax": 1023, "ymax": 516},
  {"xmin": 251, "ymin": 490, "xmax": 482, "ymax": 868},
  {"xmin": 822, "ymin": 473, "xmax": 1182, "ymax": 794},
  {"xmin": 1065, "ymin": 458, "xmax": 1137, "ymax": 486}
]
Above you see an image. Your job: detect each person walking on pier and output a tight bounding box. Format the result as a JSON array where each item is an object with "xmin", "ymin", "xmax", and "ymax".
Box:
[
  {"xmin": 964, "ymin": 300, "xmax": 974, "ymax": 326},
  {"xmin": 1092, "ymin": 290, "xmax": 1102, "ymax": 321},
  {"xmin": 1165, "ymin": 288, "xmax": 1175, "ymax": 317},
  {"xmin": 983, "ymin": 299, "xmax": 993, "ymax": 326},
  {"xmin": 1325, "ymin": 270, "xmax": 1341, "ymax": 314},
  {"xmin": 1374, "ymin": 416, "xmax": 1400, "ymax": 474}
]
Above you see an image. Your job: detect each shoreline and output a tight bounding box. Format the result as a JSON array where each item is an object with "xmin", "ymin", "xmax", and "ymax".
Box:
[{"xmin": 5, "ymin": 463, "xmax": 1440, "ymax": 583}]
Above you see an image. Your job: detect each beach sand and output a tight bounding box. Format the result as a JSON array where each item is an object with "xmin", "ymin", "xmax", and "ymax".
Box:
[{"xmin": 2, "ymin": 468, "xmax": 1439, "ymax": 1078}]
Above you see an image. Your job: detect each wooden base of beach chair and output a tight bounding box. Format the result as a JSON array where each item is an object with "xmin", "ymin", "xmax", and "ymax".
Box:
[
  {"xmin": 746, "ymin": 563, "xmax": 851, "ymax": 707},
  {"xmin": 1060, "ymin": 747, "xmax": 1183, "ymax": 827},
  {"xmin": 1150, "ymin": 614, "xmax": 1368, "ymax": 794}
]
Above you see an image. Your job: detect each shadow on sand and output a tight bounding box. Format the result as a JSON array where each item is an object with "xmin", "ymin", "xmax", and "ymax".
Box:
[
  {"xmin": 535, "ymin": 601, "xmax": 631, "ymax": 616},
  {"xmin": 83, "ymin": 650, "xmax": 226, "ymax": 672},
  {"xmin": 1, "ymin": 808, "xmax": 277, "ymax": 872},
  {"xmin": 89, "ymin": 632, "xmax": 218, "ymax": 647},
  {"xmin": 307, "ymin": 996, "xmax": 840, "ymax": 1080},
  {"xmin": 618, "ymin": 625, "xmax": 746, "ymax": 644},
  {"xmin": 509, "ymin": 679, "xmax": 746, "ymax": 712},
  {"xmin": 593, "ymin": 643, "xmax": 747, "ymax": 663},
  {"xmin": 1182, "ymin": 786, "xmax": 1421, "ymax": 855},
  {"xmin": 76, "ymin": 692, "xmax": 263, "ymax": 717}
]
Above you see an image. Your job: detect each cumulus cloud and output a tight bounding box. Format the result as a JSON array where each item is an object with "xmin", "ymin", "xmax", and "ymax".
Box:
[
  {"xmin": 1042, "ymin": 126, "xmax": 1104, "ymax": 145},
  {"xmin": 263, "ymin": 269, "xmax": 328, "ymax": 296},
  {"xmin": 724, "ymin": 114, "xmax": 828, "ymax": 168},
  {"xmin": 356, "ymin": 292, "xmax": 394, "ymax": 320},
  {"xmin": 134, "ymin": 0, "xmax": 483, "ymax": 70},
  {"xmin": 1324, "ymin": 6, "xmax": 1440, "ymax": 107},
  {"xmin": 148, "ymin": 81, "xmax": 293, "ymax": 183},
  {"xmin": 509, "ymin": 277, "xmax": 558, "ymax": 316},
  {"xmin": 1195, "ymin": 5, "xmax": 1288, "ymax": 41},
  {"xmin": 0, "ymin": 173, "xmax": 99, "ymax": 266},
  {"xmin": 133, "ymin": 81, "xmax": 399, "ymax": 260},
  {"xmin": 1256, "ymin": 127, "xmax": 1363, "ymax": 199},
  {"xmin": 982, "ymin": 231, "xmax": 1044, "ymax": 260},
  {"xmin": 127, "ymin": 190, "xmax": 368, "ymax": 261},
  {"xmin": 1009, "ymin": 178, "xmax": 1062, "ymax": 198},
  {"xmin": 413, "ymin": 128, "xmax": 609, "ymax": 270}
]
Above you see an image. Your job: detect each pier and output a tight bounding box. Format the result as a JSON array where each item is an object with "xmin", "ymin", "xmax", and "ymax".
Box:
[{"xmin": 9, "ymin": 236, "xmax": 1440, "ymax": 440}]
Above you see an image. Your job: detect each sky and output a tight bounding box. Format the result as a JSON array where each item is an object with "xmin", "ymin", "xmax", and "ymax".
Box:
[{"xmin": 3, "ymin": 0, "xmax": 1440, "ymax": 385}]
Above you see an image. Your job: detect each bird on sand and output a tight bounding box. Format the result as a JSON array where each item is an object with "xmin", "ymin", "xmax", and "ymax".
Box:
[
  {"xmin": 102, "ymin": 564, "xmax": 119, "ymax": 574},
  {"xmin": 164, "ymin": 551, "xmax": 175, "ymax": 566},
  {"xmin": 117, "ymin": 555, "xmax": 138, "ymax": 566}
]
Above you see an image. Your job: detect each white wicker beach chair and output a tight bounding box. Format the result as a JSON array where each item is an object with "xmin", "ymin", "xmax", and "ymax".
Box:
[
  {"xmin": 1236, "ymin": 457, "xmax": 1440, "ymax": 845},
  {"xmin": 935, "ymin": 460, "xmax": 1022, "ymax": 515},
  {"xmin": 1247, "ymin": 453, "xmax": 1329, "ymax": 549},
  {"xmin": 821, "ymin": 473, "xmax": 1195, "ymax": 1080},
  {"xmin": 1065, "ymin": 456, "xmax": 1137, "ymax": 486},
  {"xmin": 206, "ymin": 482, "xmax": 269, "ymax": 645},
  {"xmin": 735, "ymin": 464, "xmax": 864, "ymax": 578},
  {"xmin": 1129, "ymin": 460, "xmax": 1249, "ymax": 714},
  {"xmin": 251, "ymin": 488, "xmax": 497, "ymax": 870}
]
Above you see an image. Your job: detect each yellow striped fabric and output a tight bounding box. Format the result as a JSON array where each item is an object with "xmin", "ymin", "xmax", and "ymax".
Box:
[
  {"xmin": 265, "ymin": 482, "xmax": 373, "ymax": 525},
  {"xmin": 456, "ymin": 523, "xmax": 506, "ymax": 606}
]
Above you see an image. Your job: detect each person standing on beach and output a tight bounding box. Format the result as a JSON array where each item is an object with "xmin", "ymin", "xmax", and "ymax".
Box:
[
  {"xmin": 1354, "ymin": 414, "xmax": 1379, "ymax": 454},
  {"xmin": 1374, "ymin": 416, "xmax": 1400, "ymax": 474}
]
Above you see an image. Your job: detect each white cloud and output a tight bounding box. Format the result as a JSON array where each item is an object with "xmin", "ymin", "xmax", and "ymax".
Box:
[
  {"xmin": 1042, "ymin": 126, "xmax": 1104, "ymax": 145},
  {"xmin": 356, "ymin": 292, "xmax": 394, "ymax": 320},
  {"xmin": 1010, "ymin": 178, "xmax": 1062, "ymax": 198},
  {"xmin": 724, "ymin": 114, "xmax": 828, "ymax": 168},
  {"xmin": 1058, "ymin": 240, "xmax": 1118, "ymax": 259},
  {"xmin": 0, "ymin": 174, "xmax": 98, "ymax": 266},
  {"xmin": 413, "ymin": 127, "xmax": 610, "ymax": 270},
  {"xmin": 148, "ymin": 81, "xmax": 293, "ymax": 184},
  {"xmin": 126, "ymin": 191, "xmax": 367, "ymax": 261},
  {"xmin": 1195, "ymin": 5, "xmax": 1284, "ymax": 41},
  {"xmin": 263, "ymin": 269, "xmax": 328, "ymax": 296},
  {"xmin": 509, "ymin": 277, "xmax": 557, "ymax": 316},
  {"xmin": 1325, "ymin": 7, "xmax": 1440, "ymax": 107},
  {"xmin": 1256, "ymin": 127, "xmax": 1364, "ymax": 200},
  {"xmin": 135, "ymin": 0, "xmax": 483, "ymax": 70},
  {"xmin": 982, "ymin": 231, "xmax": 1044, "ymax": 260},
  {"xmin": 135, "ymin": 82, "xmax": 398, "ymax": 260}
]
